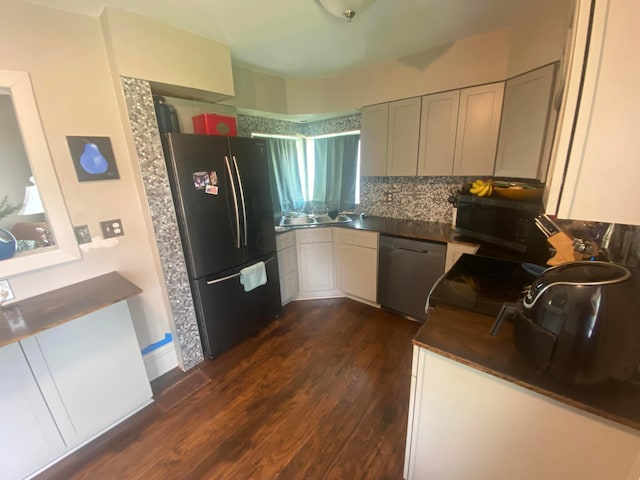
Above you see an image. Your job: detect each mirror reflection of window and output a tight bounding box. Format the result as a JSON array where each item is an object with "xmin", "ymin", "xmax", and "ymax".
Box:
[{"xmin": 0, "ymin": 92, "xmax": 52, "ymax": 258}]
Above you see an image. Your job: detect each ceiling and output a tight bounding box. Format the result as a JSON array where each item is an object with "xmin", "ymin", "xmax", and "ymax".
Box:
[{"xmin": 23, "ymin": 0, "xmax": 562, "ymax": 79}]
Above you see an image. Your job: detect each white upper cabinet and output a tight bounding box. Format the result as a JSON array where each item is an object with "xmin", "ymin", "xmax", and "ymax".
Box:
[
  {"xmin": 545, "ymin": 0, "xmax": 640, "ymax": 225},
  {"xmin": 386, "ymin": 97, "xmax": 422, "ymax": 176},
  {"xmin": 453, "ymin": 82, "xmax": 505, "ymax": 176},
  {"xmin": 417, "ymin": 90, "xmax": 460, "ymax": 176},
  {"xmin": 360, "ymin": 103, "xmax": 389, "ymax": 176},
  {"xmin": 494, "ymin": 64, "xmax": 557, "ymax": 179}
]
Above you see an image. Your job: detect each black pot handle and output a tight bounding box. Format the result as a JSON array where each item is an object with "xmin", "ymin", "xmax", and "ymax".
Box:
[{"xmin": 490, "ymin": 303, "xmax": 519, "ymax": 335}]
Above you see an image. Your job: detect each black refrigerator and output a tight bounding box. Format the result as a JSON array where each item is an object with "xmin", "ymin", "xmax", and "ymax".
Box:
[{"xmin": 162, "ymin": 133, "xmax": 281, "ymax": 359}]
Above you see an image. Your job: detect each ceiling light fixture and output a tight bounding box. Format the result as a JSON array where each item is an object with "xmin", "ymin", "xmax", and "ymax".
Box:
[{"xmin": 316, "ymin": 0, "xmax": 376, "ymax": 23}]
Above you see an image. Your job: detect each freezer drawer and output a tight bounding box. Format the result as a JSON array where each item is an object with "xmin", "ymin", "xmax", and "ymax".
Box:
[
  {"xmin": 191, "ymin": 255, "xmax": 281, "ymax": 358},
  {"xmin": 378, "ymin": 236, "xmax": 446, "ymax": 321}
]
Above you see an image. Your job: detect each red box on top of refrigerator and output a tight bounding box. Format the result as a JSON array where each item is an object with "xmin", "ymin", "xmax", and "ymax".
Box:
[{"xmin": 192, "ymin": 114, "xmax": 238, "ymax": 136}]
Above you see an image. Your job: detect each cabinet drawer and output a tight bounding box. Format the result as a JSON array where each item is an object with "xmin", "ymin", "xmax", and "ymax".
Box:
[
  {"xmin": 295, "ymin": 227, "xmax": 333, "ymax": 244},
  {"xmin": 338, "ymin": 229, "xmax": 378, "ymax": 249},
  {"xmin": 276, "ymin": 231, "xmax": 295, "ymax": 251}
]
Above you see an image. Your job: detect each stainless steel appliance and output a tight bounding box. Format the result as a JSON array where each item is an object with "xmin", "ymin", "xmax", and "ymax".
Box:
[
  {"xmin": 162, "ymin": 133, "xmax": 281, "ymax": 358},
  {"xmin": 493, "ymin": 261, "xmax": 640, "ymax": 385},
  {"xmin": 378, "ymin": 236, "xmax": 445, "ymax": 321},
  {"xmin": 455, "ymin": 193, "xmax": 546, "ymax": 253}
]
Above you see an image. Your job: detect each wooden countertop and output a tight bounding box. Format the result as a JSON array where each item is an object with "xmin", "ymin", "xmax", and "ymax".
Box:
[
  {"xmin": 414, "ymin": 306, "xmax": 640, "ymax": 431},
  {"xmin": 0, "ymin": 272, "xmax": 142, "ymax": 348}
]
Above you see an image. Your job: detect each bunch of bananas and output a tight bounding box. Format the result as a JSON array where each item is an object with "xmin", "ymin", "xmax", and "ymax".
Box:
[{"xmin": 470, "ymin": 179, "xmax": 493, "ymax": 197}]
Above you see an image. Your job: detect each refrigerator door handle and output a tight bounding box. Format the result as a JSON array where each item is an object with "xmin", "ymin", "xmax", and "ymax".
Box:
[
  {"xmin": 224, "ymin": 156, "xmax": 241, "ymax": 249},
  {"xmin": 206, "ymin": 255, "xmax": 276, "ymax": 285},
  {"xmin": 232, "ymin": 156, "xmax": 248, "ymax": 247}
]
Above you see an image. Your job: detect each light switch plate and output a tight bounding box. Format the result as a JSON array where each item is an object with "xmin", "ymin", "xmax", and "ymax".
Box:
[
  {"xmin": 74, "ymin": 225, "xmax": 92, "ymax": 244},
  {"xmin": 100, "ymin": 219, "xmax": 124, "ymax": 239}
]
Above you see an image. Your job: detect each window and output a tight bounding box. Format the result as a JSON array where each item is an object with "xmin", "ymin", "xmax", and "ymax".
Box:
[{"xmin": 253, "ymin": 131, "xmax": 360, "ymax": 214}]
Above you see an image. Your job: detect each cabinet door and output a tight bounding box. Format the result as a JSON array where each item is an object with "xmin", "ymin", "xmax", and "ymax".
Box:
[
  {"xmin": 453, "ymin": 82, "xmax": 505, "ymax": 176},
  {"xmin": 548, "ymin": 0, "xmax": 640, "ymax": 224},
  {"xmin": 297, "ymin": 242, "xmax": 335, "ymax": 295},
  {"xmin": 0, "ymin": 342, "xmax": 66, "ymax": 480},
  {"xmin": 406, "ymin": 349, "xmax": 640, "ymax": 480},
  {"xmin": 279, "ymin": 270, "xmax": 298, "ymax": 305},
  {"xmin": 417, "ymin": 90, "xmax": 460, "ymax": 176},
  {"xmin": 339, "ymin": 243, "xmax": 378, "ymax": 303},
  {"xmin": 387, "ymin": 97, "xmax": 421, "ymax": 176},
  {"xmin": 445, "ymin": 242, "xmax": 479, "ymax": 272},
  {"xmin": 21, "ymin": 301, "xmax": 152, "ymax": 448},
  {"xmin": 494, "ymin": 64, "xmax": 557, "ymax": 179},
  {"xmin": 360, "ymin": 103, "xmax": 389, "ymax": 176}
]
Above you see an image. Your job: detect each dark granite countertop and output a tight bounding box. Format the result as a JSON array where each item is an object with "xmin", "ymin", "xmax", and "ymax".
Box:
[
  {"xmin": 414, "ymin": 305, "xmax": 640, "ymax": 431},
  {"xmin": 0, "ymin": 272, "xmax": 142, "ymax": 348},
  {"xmin": 277, "ymin": 215, "xmax": 551, "ymax": 264}
]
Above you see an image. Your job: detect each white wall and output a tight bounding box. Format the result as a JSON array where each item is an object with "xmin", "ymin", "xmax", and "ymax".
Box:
[{"xmin": 0, "ymin": 1, "xmax": 177, "ymax": 378}]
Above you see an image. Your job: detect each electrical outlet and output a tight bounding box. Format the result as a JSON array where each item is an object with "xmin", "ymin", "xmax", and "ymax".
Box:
[
  {"xmin": 385, "ymin": 190, "xmax": 393, "ymax": 202},
  {"xmin": 73, "ymin": 225, "xmax": 92, "ymax": 244},
  {"xmin": 100, "ymin": 219, "xmax": 124, "ymax": 239}
]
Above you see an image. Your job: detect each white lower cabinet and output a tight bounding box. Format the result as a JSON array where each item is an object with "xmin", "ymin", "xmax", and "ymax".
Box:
[
  {"xmin": 296, "ymin": 228, "xmax": 341, "ymax": 299},
  {"xmin": 404, "ymin": 348, "xmax": 640, "ymax": 480},
  {"xmin": 276, "ymin": 231, "xmax": 298, "ymax": 305},
  {"xmin": 335, "ymin": 229, "xmax": 379, "ymax": 304},
  {"xmin": 0, "ymin": 343, "xmax": 66, "ymax": 480},
  {"xmin": 0, "ymin": 301, "xmax": 152, "ymax": 480}
]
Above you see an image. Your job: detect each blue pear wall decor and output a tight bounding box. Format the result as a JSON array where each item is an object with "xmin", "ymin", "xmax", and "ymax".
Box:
[{"xmin": 67, "ymin": 136, "xmax": 120, "ymax": 182}]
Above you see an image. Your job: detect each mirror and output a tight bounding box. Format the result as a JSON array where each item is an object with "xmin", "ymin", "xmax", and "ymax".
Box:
[{"xmin": 0, "ymin": 69, "xmax": 79, "ymax": 277}]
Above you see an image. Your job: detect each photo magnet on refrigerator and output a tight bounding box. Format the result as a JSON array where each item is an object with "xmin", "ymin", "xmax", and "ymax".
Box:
[{"xmin": 193, "ymin": 171, "xmax": 210, "ymax": 189}]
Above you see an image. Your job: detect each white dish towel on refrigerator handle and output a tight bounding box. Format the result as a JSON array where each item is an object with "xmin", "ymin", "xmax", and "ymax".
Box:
[{"xmin": 239, "ymin": 261, "xmax": 267, "ymax": 292}]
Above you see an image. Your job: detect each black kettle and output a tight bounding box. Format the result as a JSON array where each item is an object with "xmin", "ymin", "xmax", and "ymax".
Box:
[{"xmin": 492, "ymin": 261, "xmax": 640, "ymax": 385}]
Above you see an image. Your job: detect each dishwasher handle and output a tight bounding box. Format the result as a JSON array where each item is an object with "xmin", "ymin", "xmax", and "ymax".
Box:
[{"xmin": 392, "ymin": 244, "xmax": 429, "ymax": 254}]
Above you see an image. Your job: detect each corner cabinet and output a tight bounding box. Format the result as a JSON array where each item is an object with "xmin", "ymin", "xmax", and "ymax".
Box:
[
  {"xmin": 404, "ymin": 347, "xmax": 640, "ymax": 480},
  {"xmin": 295, "ymin": 228, "xmax": 341, "ymax": 299},
  {"xmin": 334, "ymin": 229, "xmax": 379, "ymax": 304},
  {"xmin": 453, "ymin": 82, "xmax": 505, "ymax": 176},
  {"xmin": 494, "ymin": 64, "xmax": 557, "ymax": 179},
  {"xmin": 545, "ymin": 0, "xmax": 640, "ymax": 224}
]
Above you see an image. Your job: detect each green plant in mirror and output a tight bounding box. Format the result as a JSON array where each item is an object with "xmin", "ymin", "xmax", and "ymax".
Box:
[{"xmin": 0, "ymin": 196, "xmax": 21, "ymax": 221}]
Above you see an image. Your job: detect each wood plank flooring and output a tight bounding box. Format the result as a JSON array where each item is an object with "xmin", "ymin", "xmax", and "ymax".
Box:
[{"xmin": 37, "ymin": 298, "xmax": 420, "ymax": 480}]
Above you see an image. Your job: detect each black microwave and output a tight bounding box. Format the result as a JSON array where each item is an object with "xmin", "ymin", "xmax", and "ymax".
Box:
[{"xmin": 455, "ymin": 193, "xmax": 542, "ymax": 252}]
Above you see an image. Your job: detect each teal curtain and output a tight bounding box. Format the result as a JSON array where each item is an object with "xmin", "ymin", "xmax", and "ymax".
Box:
[
  {"xmin": 312, "ymin": 134, "xmax": 359, "ymax": 211},
  {"xmin": 265, "ymin": 137, "xmax": 304, "ymax": 214}
]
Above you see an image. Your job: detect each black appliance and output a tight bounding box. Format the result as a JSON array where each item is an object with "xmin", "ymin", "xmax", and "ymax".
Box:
[
  {"xmin": 455, "ymin": 193, "xmax": 544, "ymax": 253},
  {"xmin": 162, "ymin": 133, "xmax": 281, "ymax": 358},
  {"xmin": 427, "ymin": 253, "xmax": 540, "ymax": 317},
  {"xmin": 493, "ymin": 261, "xmax": 640, "ymax": 385}
]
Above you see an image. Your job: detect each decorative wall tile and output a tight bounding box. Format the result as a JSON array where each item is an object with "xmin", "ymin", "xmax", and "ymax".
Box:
[
  {"xmin": 359, "ymin": 176, "xmax": 473, "ymax": 223},
  {"xmin": 121, "ymin": 77, "xmax": 203, "ymax": 370},
  {"xmin": 237, "ymin": 113, "xmax": 360, "ymax": 138}
]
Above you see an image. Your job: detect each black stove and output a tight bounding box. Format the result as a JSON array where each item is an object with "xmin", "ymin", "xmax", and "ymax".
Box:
[{"xmin": 428, "ymin": 254, "xmax": 544, "ymax": 317}]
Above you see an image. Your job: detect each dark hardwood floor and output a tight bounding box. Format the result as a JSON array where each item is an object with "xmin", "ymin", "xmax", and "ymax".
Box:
[{"xmin": 37, "ymin": 298, "xmax": 420, "ymax": 480}]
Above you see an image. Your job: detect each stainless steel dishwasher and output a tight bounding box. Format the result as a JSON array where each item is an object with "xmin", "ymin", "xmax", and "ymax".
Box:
[{"xmin": 378, "ymin": 235, "xmax": 446, "ymax": 321}]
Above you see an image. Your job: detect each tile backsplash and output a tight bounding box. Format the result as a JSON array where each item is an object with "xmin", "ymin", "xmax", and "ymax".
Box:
[{"xmin": 359, "ymin": 176, "xmax": 472, "ymax": 223}]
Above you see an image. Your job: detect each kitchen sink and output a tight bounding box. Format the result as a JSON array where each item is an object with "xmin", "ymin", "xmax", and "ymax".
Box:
[
  {"xmin": 278, "ymin": 214, "xmax": 352, "ymax": 227},
  {"xmin": 280, "ymin": 216, "xmax": 317, "ymax": 225}
]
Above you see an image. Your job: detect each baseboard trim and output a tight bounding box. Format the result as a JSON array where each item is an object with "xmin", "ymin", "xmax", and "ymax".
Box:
[{"xmin": 143, "ymin": 342, "xmax": 178, "ymax": 381}]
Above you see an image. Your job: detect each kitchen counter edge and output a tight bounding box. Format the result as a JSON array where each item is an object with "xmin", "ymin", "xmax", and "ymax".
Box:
[{"xmin": 414, "ymin": 305, "xmax": 640, "ymax": 431}]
